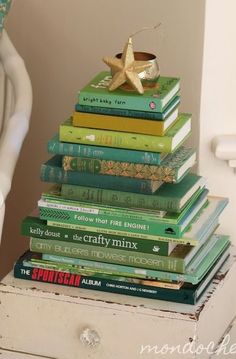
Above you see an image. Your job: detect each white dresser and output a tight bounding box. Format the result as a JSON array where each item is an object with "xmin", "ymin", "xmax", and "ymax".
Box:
[{"xmin": 0, "ymin": 254, "xmax": 235, "ymax": 359}]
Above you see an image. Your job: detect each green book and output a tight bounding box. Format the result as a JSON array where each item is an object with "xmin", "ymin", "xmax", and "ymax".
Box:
[
  {"xmin": 78, "ymin": 71, "xmax": 180, "ymax": 112},
  {"xmin": 61, "ymin": 173, "xmax": 206, "ymax": 212},
  {"xmin": 75, "ymin": 95, "xmax": 181, "ymax": 120},
  {"xmin": 15, "ymin": 234, "xmax": 230, "ymax": 286},
  {"xmin": 40, "ymin": 232, "xmax": 226, "ymax": 280},
  {"xmin": 21, "ymin": 215, "xmax": 177, "ymax": 256},
  {"xmin": 38, "ymin": 195, "xmax": 227, "ymax": 241},
  {"xmin": 28, "ymin": 237, "xmax": 188, "ymax": 274},
  {"xmin": 40, "ymin": 155, "xmax": 162, "ymax": 194},
  {"xmin": 14, "ymin": 243, "xmax": 230, "ymax": 305},
  {"xmin": 59, "ymin": 114, "xmax": 191, "ymax": 153},
  {"xmin": 47, "ymin": 134, "xmax": 167, "ymax": 165},
  {"xmin": 62, "ymin": 147, "xmax": 196, "ymax": 183}
]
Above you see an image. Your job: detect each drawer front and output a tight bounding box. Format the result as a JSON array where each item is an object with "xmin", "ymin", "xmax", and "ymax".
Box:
[{"xmin": 0, "ymin": 290, "xmax": 195, "ymax": 359}]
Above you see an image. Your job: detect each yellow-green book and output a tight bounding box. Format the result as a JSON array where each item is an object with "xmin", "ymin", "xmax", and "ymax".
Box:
[{"xmin": 72, "ymin": 107, "xmax": 179, "ymax": 136}]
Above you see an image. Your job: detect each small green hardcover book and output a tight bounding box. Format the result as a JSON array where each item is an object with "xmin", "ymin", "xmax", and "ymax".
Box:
[
  {"xmin": 62, "ymin": 146, "xmax": 196, "ymax": 183},
  {"xmin": 78, "ymin": 71, "xmax": 180, "ymax": 113},
  {"xmin": 59, "ymin": 114, "xmax": 191, "ymax": 153},
  {"xmin": 75, "ymin": 95, "xmax": 181, "ymax": 120}
]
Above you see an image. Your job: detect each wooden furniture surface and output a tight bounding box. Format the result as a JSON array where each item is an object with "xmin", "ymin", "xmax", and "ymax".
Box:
[{"xmin": 0, "ymin": 253, "xmax": 235, "ymax": 359}]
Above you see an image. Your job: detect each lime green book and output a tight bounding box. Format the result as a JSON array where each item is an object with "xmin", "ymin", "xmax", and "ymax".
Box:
[
  {"xmin": 59, "ymin": 114, "xmax": 191, "ymax": 153},
  {"xmin": 78, "ymin": 71, "xmax": 180, "ymax": 112}
]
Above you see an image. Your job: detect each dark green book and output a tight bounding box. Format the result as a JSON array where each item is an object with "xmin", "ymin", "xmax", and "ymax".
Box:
[
  {"xmin": 21, "ymin": 216, "xmax": 177, "ymax": 256},
  {"xmin": 78, "ymin": 71, "xmax": 180, "ymax": 112}
]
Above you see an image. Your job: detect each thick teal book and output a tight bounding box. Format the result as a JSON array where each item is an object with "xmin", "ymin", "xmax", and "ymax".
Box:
[
  {"xmin": 78, "ymin": 71, "xmax": 180, "ymax": 112},
  {"xmin": 61, "ymin": 173, "xmax": 206, "ymax": 212},
  {"xmin": 48, "ymin": 134, "xmax": 166, "ymax": 165},
  {"xmin": 21, "ymin": 216, "xmax": 177, "ymax": 256},
  {"xmin": 40, "ymin": 155, "xmax": 162, "ymax": 194},
  {"xmin": 75, "ymin": 95, "xmax": 181, "ymax": 120},
  {"xmin": 59, "ymin": 114, "xmax": 191, "ymax": 153},
  {"xmin": 62, "ymin": 147, "xmax": 196, "ymax": 183}
]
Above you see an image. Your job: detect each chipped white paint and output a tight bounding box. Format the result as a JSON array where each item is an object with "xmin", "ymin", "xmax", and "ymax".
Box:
[{"xmin": 0, "ymin": 257, "xmax": 235, "ymax": 359}]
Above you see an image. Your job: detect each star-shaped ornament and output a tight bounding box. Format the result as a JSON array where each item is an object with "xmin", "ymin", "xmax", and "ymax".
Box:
[{"xmin": 103, "ymin": 37, "xmax": 152, "ymax": 94}]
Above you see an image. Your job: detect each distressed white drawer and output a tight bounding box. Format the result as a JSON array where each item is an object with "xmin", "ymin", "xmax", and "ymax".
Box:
[{"xmin": 0, "ymin": 259, "xmax": 236, "ymax": 359}]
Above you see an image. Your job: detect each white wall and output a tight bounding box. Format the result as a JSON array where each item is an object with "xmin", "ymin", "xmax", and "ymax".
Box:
[
  {"xmin": 0, "ymin": 0, "xmax": 205, "ymax": 277},
  {"xmin": 199, "ymin": 0, "xmax": 236, "ymax": 242}
]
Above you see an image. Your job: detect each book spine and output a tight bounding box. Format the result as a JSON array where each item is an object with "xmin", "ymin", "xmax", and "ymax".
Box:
[
  {"xmin": 62, "ymin": 156, "xmax": 177, "ymax": 182},
  {"xmin": 75, "ymin": 99, "xmax": 180, "ymax": 120},
  {"xmin": 79, "ymin": 90, "xmax": 166, "ymax": 112},
  {"xmin": 42, "ymin": 253, "xmax": 194, "ymax": 284},
  {"xmin": 72, "ymin": 112, "xmax": 166, "ymax": 136},
  {"xmin": 59, "ymin": 124, "xmax": 172, "ymax": 153},
  {"xmin": 14, "ymin": 263, "xmax": 194, "ymax": 304},
  {"xmin": 21, "ymin": 217, "xmax": 172, "ymax": 256},
  {"xmin": 40, "ymin": 163, "xmax": 159, "ymax": 194},
  {"xmin": 61, "ymin": 184, "xmax": 181, "ymax": 212},
  {"xmin": 38, "ymin": 204, "xmax": 183, "ymax": 238},
  {"xmin": 47, "ymin": 137, "xmax": 163, "ymax": 165},
  {"xmin": 48, "ymin": 220, "xmax": 197, "ymax": 245},
  {"xmin": 30, "ymin": 238, "xmax": 185, "ymax": 273}
]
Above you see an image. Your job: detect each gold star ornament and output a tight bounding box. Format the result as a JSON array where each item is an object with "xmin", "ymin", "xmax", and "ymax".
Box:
[{"xmin": 103, "ymin": 37, "xmax": 152, "ymax": 94}]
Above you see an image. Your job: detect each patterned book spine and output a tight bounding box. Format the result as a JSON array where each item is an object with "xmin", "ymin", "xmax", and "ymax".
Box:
[
  {"xmin": 62, "ymin": 147, "xmax": 196, "ymax": 183},
  {"xmin": 21, "ymin": 217, "xmax": 174, "ymax": 256},
  {"xmin": 59, "ymin": 114, "xmax": 191, "ymax": 153},
  {"xmin": 40, "ymin": 162, "xmax": 161, "ymax": 194},
  {"xmin": 47, "ymin": 135, "xmax": 164, "ymax": 165},
  {"xmin": 30, "ymin": 238, "xmax": 185, "ymax": 273},
  {"xmin": 75, "ymin": 95, "xmax": 180, "ymax": 120},
  {"xmin": 14, "ymin": 263, "xmax": 195, "ymax": 304}
]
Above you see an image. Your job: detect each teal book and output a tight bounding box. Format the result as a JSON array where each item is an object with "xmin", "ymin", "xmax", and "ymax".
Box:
[
  {"xmin": 61, "ymin": 173, "xmax": 206, "ymax": 212},
  {"xmin": 59, "ymin": 114, "xmax": 191, "ymax": 153},
  {"xmin": 40, "ymin": 232, "xmax": 226, "ymax": 280},
  {"xmin": 40, "ymin": 155, "xmax": 162, "ymax": 194},
  {"xmin": 21, "ymin": 215, "xmax": 177, "ymax": 256},
  {"xmin": 62, "ymin": 147, "xmax": 196, "ymax": 183},
  {"xmin": 47, "ymin": 134, "xmax": 167, "ymax": 165},
  {"xmin": 78, "ymin": 71, "xmax": 180, "ymax": 113},
  {"xmin": 75, "ymin": 95, "xmax": 181, "ymax": 120}
]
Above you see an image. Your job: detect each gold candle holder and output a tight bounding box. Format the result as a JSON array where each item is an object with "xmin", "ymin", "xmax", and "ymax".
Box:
[{"xmin": 114, "ymin": 51, "xmax": 160, "ymax": 91}]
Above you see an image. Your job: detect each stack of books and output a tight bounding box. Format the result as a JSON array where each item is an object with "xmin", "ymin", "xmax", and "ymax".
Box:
[{"xmin": 15, "ymin": 71, "xmax": 230, "ymax": 305}]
